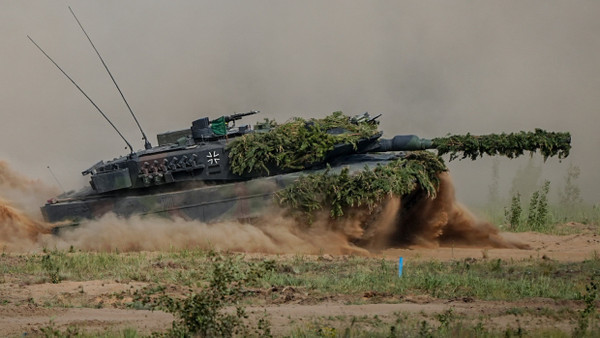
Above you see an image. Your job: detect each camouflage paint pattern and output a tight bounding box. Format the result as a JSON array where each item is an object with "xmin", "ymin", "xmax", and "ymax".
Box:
[{"xmin": 42, "ymin": 153, "xmax": 402, "ymax": 226}]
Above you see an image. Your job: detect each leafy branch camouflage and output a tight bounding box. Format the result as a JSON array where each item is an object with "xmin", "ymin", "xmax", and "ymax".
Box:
[
  {"xmin": 227, "ymin": 111, "xmax": 570, "ymax": 218},
  {"xmin": 227, "ymin": 111, "xmax": 379, "ymax": 175},
  {"xmin": 276, "ymin": 151, "xmax": 447, "ymax": 219},
  {"xmin": 432, "ymin": 129, "xmax": 571, "ymax": 161}
]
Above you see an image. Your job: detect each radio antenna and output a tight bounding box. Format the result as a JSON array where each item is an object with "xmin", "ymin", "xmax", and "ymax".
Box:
[
  {"xmin": 69, "ymin": 6, "xmax": 152, "ymax": 150},
  {"xmin": 28, "ymin": 35, "xmax": 134, "ymax": 154},
  {"xmin": 47, "ymin": 166, "xmax": 66, "ymax": 194}
]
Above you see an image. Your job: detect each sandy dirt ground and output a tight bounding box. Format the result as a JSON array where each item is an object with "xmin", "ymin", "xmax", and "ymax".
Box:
[
  {"xmin": 381, "ymin": 227, "xmax": 600, "ymax": 262},
  {"xmin": 1, "ymin": 230, "xmax": 598, "ymax": 336}
]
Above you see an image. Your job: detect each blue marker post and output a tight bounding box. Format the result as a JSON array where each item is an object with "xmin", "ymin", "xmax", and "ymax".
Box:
[{"xmin": 398, "ymin": 257, "xmax": 404, "ymax": 277}]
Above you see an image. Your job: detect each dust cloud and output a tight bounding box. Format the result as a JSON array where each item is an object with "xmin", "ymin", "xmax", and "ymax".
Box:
[
  {"xmin": 0, "ymin": 161, "xmax": 57, "ymax": 251},
  {"xmin": 42, "ymin": 212, "xmax": 370, "ymax": 255},
  {"xmin": 1, "ymin": 161, "xmax": 524, "ymax": 254},
  {"xmin": 0, "ymin": 199, "xmax": 53, "ymax": 251},
  {"xmin": 382, "ymin": 173, "xmax": 528, "ymax": 249},
  {"xmin": 0, "ymin": 161, "xmax": 59, "ymax": 216}
]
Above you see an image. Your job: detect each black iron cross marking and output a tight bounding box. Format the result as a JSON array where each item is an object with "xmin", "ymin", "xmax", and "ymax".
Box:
[{"xmin": 207, "ymin": 151, "xmax": 220, "ymax": 165}]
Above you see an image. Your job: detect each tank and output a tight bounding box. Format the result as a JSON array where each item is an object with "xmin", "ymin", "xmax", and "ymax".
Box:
[
  {"xmin": 40, "ymin": 110, "xmax": 571, "ymax": 229},
  {"xmin": 41, "ymin": 111, "xmax": 439, "ymax": 225}
]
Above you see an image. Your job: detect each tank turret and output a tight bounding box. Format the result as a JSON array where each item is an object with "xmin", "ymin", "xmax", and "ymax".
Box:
[{"xmin": 75, "ymin": 111, "xmax": 438, "ymax": 196}]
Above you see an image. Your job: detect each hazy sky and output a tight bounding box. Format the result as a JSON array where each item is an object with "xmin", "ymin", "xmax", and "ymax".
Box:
[{"xmin": 1, "ymin": 1, "xmax": 598, "ymax": 205}]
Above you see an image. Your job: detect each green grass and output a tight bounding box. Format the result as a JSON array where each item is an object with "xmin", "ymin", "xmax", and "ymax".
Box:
[
  {"xmin": 37, "ymin": 323, "xmax": 140, "ymax": 338},
  {"xmin": 5, "ymin": 249, "xmax": 600, "ymax": 337},
  {"xmin": 286, "ymin": 310, "xmax": 598, "ymax": 338},
  {"xmin": 259, "ymin": 256, "xmax": 599, "ymax": 301},
  {"xmin": 0, "ymin": 249, "xmax": 213, "ymax": 285},
  {"xmin": 479, "ymin": 202, "xmax": 600, "ymax": 235},
  {"xmin": 3, "ymin": 249, "xmax": 600, "ymax": 303}
]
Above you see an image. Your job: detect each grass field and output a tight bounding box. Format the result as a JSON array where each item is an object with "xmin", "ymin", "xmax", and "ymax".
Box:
[{"xmin": 2, "ymin": 227, "xmax": 600, "ymax": 337}]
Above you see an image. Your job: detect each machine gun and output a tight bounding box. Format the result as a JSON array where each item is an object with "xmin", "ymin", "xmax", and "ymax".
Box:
[
  {"xmin": 207, "ymin": 110, "xmax": 260, "ymax": 136},
  {"xmin": 188, "ymin": 110, "xmax": 260, "ymax": 140},
  {"xmin": 216, "ymin": 110, "xmax": 259, "ymax": 124}
]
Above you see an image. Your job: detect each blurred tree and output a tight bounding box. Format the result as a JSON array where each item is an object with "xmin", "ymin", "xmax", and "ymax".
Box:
[{"xmin": 558, "ymin": 163, "xmax": 582, "ymax": 208}]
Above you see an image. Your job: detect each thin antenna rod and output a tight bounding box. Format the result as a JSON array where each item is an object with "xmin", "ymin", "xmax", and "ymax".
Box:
[
  {"xmin": 69, "ymin": 6, "xmax": 152, "ymax": 150},
  {"xmin": 27, "ymin": 35, "xmax": 134, "ymax": 154},
  {"xmin": 47, "ymin": 166, "xmax": 66, "ymax": 194}
]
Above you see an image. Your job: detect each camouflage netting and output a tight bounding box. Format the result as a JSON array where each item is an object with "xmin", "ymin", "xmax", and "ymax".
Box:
[
  {"xmin": 227, "ymin": 111, "xmax": 379, "ymax": 175},
  {"xmin": 228, "ymin": 111, "xmax": 571, "ymax": 219},
  {"xmin": 276, "ymin": 151, "xmax": 447, "ymax": 219},
  {"xmin": 432, "ymin": 129, "xmax": 571, "ymax": 161}
]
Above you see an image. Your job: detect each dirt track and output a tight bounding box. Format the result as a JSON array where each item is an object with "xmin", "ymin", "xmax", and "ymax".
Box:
[
  {"xmin": 1, "ymin": 230, "xmax": 598, "ymax": 336},
  {"xmin": 0, "ymin": 298, "xmax": 581, "ymax": 336},
  {"xmin": 382, "ymin": 228, "xmax": 600, "ymax": 262}
]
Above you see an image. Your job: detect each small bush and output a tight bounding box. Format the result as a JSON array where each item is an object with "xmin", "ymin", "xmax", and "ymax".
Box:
[
  {"xmin": 559, "ymin": 163, "xmax": 582, "ymax": 208},
  {"xmin": 41, "ymin": 253, "xmax": 61, "ymax": 284},
  {"xmin": 505, "ymin": 193, "xmax": 523, "ymax": 230},
  {"xmin": 505, "ymin": 180, "xmax": 553, "ymax": 233},
  {"xmin": 527, "ymin": 180, "xmax": 551, "ymax": 231},
  {"xmin": 150, "ymin": 252, "xmax": 271, "ymax": 337},
  {"xmin": 574, "ymin": 280, "xmax": 599, "ymax": 337}
]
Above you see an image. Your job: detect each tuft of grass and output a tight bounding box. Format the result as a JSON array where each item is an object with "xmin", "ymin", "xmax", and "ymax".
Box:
[
  {"xmin": 41, "ymin": 253, "xmax": 62, "ymax": 284},
  {"xmin": 38, "ymin": 320, "xmax": 140, "ymax": 337},
  {"xmin": 287, "ymin": 309, "xmax": 578, "ymax": 337}
]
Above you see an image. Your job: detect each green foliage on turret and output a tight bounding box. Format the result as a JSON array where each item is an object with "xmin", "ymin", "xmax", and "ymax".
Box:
[
  {"xmin": 227, "ymin": 112, "xmax": 379, "ymax": 175},
  {"xmin": 276, "ymin": 151, "xmax": 447, "ymax": 219},
  {"xmin": 432, "ymin": 129, "xmax": 571, "ymax": 161}
]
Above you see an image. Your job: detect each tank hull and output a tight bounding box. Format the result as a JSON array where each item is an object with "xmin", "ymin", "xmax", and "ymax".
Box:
[
  {"xmin": 41, "ymin": 154, "xmax": 401, "ymax": 225},
  {"xmin": 42, "ymin": 176, "xmax": 290, "ymax": 224}
]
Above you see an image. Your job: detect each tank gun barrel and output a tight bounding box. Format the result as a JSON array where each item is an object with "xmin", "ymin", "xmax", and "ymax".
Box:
[
  {"xmin": 373, "ymin": 129, "xmax": 571, "ymax": 161},
  {"xmin": 375, "ymin": 135, "xmax": 434, "ymax": 152}
]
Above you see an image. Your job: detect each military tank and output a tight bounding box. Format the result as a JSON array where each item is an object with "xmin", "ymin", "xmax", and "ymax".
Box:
[
  {"xmin": 41, "ymin": 111, "xmax": 440, "ymax": 224},
  {"xmin": 41, "ymin": 109, "xmax": 571, "ymax": 227}
]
